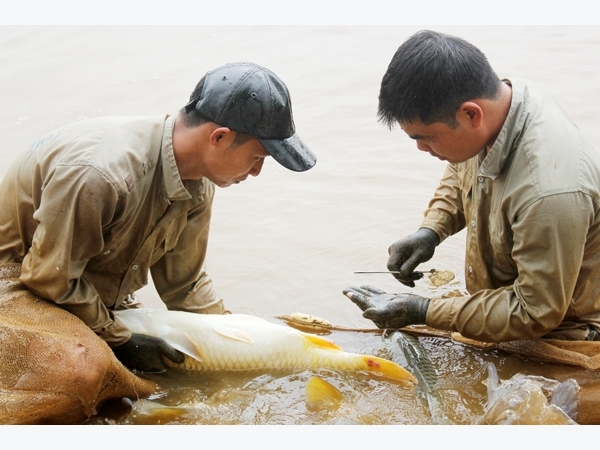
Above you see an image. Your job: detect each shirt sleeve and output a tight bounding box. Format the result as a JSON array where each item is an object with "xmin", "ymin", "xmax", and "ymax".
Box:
[
  {"xmin": 20, "ymin": 164, "xmax": 132, "ymax": 346},
  {"xmin": 427, "ymin": 191, "xmax": 590, "ymax": 341},
  {"xmin": 420, "ymin": 163, "xmax": 467, "ymax": 242},
  {"xmin": 150, "ymin": 181, "xmax": 227, "ymax": 314}
]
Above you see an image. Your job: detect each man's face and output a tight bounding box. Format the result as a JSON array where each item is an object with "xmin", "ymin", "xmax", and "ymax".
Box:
[
  {"xmin": 398, "ymin": 119, "xmax": 482, "ymax": 164},
  {"xmin": 206, "ymin": 137, "xmax": 271, "ymax": 188}
]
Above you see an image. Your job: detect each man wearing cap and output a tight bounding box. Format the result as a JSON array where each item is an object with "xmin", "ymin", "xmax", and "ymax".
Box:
[{"xmin": 0, "ymin": 62, "xmax": 316, "ymax": 373}]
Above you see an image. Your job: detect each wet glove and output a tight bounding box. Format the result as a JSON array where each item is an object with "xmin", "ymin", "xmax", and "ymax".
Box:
[
  {"xmin": 112, "ymin": 333, "xmax": 185, "ymax": 373},
  {"xmin": 343, "ymin": 285, "xmax": 430, "ymax": 330},
  {"xmin": 387, "ymin": 227, "xmax": 440, "ymax": 287}
]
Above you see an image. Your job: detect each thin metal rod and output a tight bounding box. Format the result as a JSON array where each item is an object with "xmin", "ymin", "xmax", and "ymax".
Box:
[{"xmin": 354, "ymin": 270, "xmax": 433, "ymax": 274}]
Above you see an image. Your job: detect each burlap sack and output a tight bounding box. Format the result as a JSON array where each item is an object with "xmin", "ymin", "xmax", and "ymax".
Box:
[{"xmin": 0, "ymin": 263, "xmax": 157, "ymax": 424}]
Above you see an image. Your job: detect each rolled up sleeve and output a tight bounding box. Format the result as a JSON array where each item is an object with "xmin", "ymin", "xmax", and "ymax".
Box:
[{"xmin": 420, "ymin": 163, "xmax": 467, "ymax": 243}]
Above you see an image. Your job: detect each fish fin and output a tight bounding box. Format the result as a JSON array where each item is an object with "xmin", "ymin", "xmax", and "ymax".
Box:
[
  {"xmin": 159, "ymin": 326, "xmax": 204, "ymax": 362},
  {"xmin": 360, "ymin": 355, "xmax": 418, "ymax": 387},
  {"xmin": 550, "ymin": 379, "xmax": 579, "ymax": 422},
  {"xmin": 304, "ymin": 333, "xmax": 343, "ymax": 351},
  {"xmin": 305, "ymin": 376, "xmax": 345, "ymax": 408},
  {"xmin": 114, "ymin": 311, "xmax": 205, "ymax": 362},
  {"xmin": 213, "ymin": 325, "xmax": 254, "ymax": 344}
]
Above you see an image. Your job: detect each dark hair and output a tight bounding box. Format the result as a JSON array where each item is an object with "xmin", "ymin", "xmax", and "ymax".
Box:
[
  {"xmin": 378, "ymin": 30, "xmax": 501, "ymax": 128},
  {"xmin": 179, "ymin": 75, "xmax": 254, "ymax": 148}
]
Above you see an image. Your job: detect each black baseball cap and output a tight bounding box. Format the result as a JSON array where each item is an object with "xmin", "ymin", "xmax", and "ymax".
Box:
[{"xmin": 185, "ymin": 62, "xmax": 316, "ymax": 172}]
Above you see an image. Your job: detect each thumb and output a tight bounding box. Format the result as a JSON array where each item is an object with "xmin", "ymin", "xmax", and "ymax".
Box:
[
  {"xmin": 362, "ymin": 307, "xmax": 383, "ymax": 322},
  {"xmin": 158, "ymin": 340, "xmax": 185, "ymax": 364}
]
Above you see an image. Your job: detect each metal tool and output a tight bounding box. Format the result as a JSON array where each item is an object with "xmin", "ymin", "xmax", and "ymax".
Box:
[{"xmin": 354, "ymin": 270, "xmax": 434, "ymax": 275}]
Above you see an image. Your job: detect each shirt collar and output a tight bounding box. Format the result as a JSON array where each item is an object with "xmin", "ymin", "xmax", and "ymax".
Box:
[
  {"xmin": 160, "ymin": 115, "xmax": 204, "ymax": 202},
  {"xmin": 479, "ymin": 78, "xmax": 529, "ymax": 179}
]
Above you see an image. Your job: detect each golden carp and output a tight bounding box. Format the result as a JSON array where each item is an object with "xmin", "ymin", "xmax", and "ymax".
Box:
[{"xmin": 114, "ymin": 309, "xmax": 417, "ymax": 386}]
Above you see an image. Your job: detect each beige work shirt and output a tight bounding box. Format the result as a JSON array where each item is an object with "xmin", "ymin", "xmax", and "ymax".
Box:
[
  {"xmin": 422, "ymin": 79, "xmax": 600, "ymax": 342},
  {"xmin": 0, "ymin": 115, "xmax": 225, "ymax": 346}
]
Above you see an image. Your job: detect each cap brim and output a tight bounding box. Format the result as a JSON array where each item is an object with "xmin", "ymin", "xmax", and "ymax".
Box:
[{"xmin": 259, "ymin": 134, "xmax": 316, "ymax": 172}]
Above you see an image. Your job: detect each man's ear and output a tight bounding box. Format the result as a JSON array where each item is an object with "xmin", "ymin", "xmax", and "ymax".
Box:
[
  {"xmin": 459, "ymin": 102, "xmax": 483, "ymax": 128},
  {"xmin": 209, "ymin": 127, "xmax": 232, "ymax": 146}
]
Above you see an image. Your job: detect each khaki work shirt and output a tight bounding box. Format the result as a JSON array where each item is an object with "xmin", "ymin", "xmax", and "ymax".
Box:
[
  {"xmin": 422, "ymin": 79, "xmax": 600, "ymax": 342},
  {"xmin": 0, "ymin": 115, "xmax": 225, "ymax": 346}
]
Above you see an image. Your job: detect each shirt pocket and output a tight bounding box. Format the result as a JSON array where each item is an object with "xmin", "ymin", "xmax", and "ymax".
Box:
[
  {"xmin": 488, "ymin": 217, "xmax": 517, "ymax": 283},
  {"xmin": 150, "ymin": 222, "xmax": 180, "ymax": 265}
]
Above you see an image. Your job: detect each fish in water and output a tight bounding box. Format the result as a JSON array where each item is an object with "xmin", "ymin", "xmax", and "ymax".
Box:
[
  {"xmin": 481, "ymin": 363, "xmax": 579, "ymax": 425},
  {"xmin": 114, "ymin": 309, "xmax": 417, "ymax": 386},
  {"xmin": 384, "ymin": 330, "xmax": 449, "ymax": 424}
]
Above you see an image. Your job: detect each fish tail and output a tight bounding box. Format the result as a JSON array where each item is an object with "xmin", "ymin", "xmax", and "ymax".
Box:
[{"xmin": 359, "ymin": 355, "xmax": 418, "ymax": 387}]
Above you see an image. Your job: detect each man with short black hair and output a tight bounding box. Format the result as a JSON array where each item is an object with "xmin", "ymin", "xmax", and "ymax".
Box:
[
  {"xmin": 0, "ymin": 62, "xmax": 316, "ymax": 372},
  {"xmin": 344, "ymin": 30, "xmax": 600, "ymax": 343}
]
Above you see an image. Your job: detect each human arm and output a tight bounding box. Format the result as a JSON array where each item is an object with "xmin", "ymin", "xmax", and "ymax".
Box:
[
  {"xmin": 388, "ymin": 163, "xmax": 466, "ymax": 286},
  {"xmin": 427, "ymin": 191, "xmax": 591, "ymax": 341},
  {"xmin": 19, "ymin": 164, "xmax": 132, "ymax": 346},
  {"xmin": 419, "ymin": 162, "xmax": 468, "ymax": 243},
  {"xmin": 150, "ymin": 180, "xmax": 226, "ymax": 314}
]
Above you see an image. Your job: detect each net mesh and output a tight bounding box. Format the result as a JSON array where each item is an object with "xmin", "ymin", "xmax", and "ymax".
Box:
[
  {"xmin": 448, "ymin": 330, "xmax": 600, "ymax": 425},
  {"xmin": 0, "ymin": 263, "xmax": 156, "ymax": 424},
  {"xmin": 280, "ymin": 314, "xmax": 600, "ymax": 424}
]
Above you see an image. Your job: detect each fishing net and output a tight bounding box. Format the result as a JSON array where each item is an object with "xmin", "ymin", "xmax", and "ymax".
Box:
[
  {"xmin": 448, "ymin": 330, "xmax": 600, "ymax": 425},
  {"xmin": 280, "ymin": 313, "xmax": 600, "ymax": 424},
  {"xmin": 0, "ymin": 263, "xmax": 157, "ymax": 424}
]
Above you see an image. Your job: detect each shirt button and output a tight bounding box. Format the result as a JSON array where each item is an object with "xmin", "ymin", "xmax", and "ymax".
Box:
[
  {"xmin": 468, "ymin": 265, "xmax": 473, "ymax": 274},
  {"xmin": 132, "ymin": 265, "xmax": 139, "ymax": 270},
  {"xmin": 471, "ymin": 220, "xmax": 476, "ymax": 228},
  {"xmin": 103, "ymin": 250, "xmax": 111, "ymax": 255},
  {"xmin": 478, "ymin": 176, "xmax": 484, "ymax": 182}
]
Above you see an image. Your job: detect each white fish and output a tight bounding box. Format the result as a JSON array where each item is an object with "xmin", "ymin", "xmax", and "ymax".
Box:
[
  {"xmin": 114, "ymin": 309, "xmax": 417, "ymax": 386},
  {"xmin": 481, "ymin": 363, "xmax": 579, "ymax": 425}
]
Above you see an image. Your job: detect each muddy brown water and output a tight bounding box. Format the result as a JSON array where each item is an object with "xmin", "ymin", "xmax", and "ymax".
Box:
[{"xmin": 1, "ymin": 26, "xmax": 599, "ymax": 425}]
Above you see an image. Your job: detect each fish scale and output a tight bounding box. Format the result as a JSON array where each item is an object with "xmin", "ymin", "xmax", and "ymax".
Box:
[{"xmin": 115, "ymin": 308, "xmax": 417, "ymax": 385}]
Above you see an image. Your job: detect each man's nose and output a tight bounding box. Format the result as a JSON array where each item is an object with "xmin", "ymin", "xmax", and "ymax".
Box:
[{"xmin": 416, "ymin": 140, "xmax": 431, "ymax": 152}]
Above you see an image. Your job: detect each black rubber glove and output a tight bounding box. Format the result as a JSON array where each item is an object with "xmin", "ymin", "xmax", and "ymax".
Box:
[
  {"xmin": 342, "ymin": 285, "xmax": 430, "ymax": 330},
  {"xmin": 112, "ymin": 333, "xmax": 185, "ymax": 373},
  {"xmin": 387, "ymin": 227, "xmax": 440, "ymax": 287}
]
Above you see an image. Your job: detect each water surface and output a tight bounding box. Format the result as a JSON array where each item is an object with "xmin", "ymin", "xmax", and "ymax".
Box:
[{"xmin": 1, "ymin": 26, "xmax": 599, "ymax": 425}]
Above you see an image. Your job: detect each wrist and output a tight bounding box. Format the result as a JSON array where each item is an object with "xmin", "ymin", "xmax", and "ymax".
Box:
[
  {"xmin": 414, "ymin": 296, "xmax": 430, "ymax": 324},
  {"xmin": 417, "ymin": 227, "xmax": 440, "ymax": 247}
]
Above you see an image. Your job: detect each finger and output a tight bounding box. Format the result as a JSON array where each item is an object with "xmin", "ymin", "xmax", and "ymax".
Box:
[
  {"xmin": 362, "ymin": 307, "xmax": 385, "ymax": 322},
  {"xmin": 169, "ymin": 349, "xmax": 185, "ymax": 364},
  {"xmin": 409, "ymin": 272, "xmax": 424, "ymax": 281},
  {"xmin": 343, "ymin": 285, "xmax": 372, "ymax": 297},
  {"xmin": 344, "ymin": 291, "xmax": 375, "ymax": 311},
  {"xmin": 387, "ymin": 262, "xmax": 416, "ymax": 286},
  {"xmin": 399, "ymin": 253, "xmax": 424, "ymax": 278},
  {"xmin": 360, "ymin": 285, "xmax": 388, "ymax": 295},
  {"xmin": 159, "ymin": 341, "xmax": 185, "ymax": 364},
  {"xmin": 391, "ymin": 272, "xmax": 415, "ymax": 288}
]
